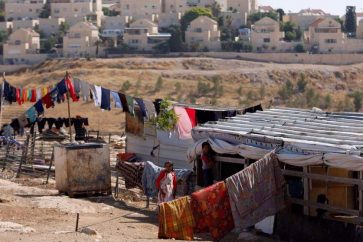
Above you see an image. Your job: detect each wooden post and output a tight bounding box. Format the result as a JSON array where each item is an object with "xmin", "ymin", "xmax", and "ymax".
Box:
[
  {"xmin": 303, "ymin": 166, "xmax": 310, "ymax": 215},
  {"xmin": 65, "ymin": 72, "xmax": 72, "ymax": 143},
  {"xmin": 0, "ymin": 72, "xmax": 5, "ymax": 128},
  {"xmin": 359, "ymin": 171, "xmax": 363, "ymax": 218},
  {"xmin": 75, "ymin": 213, "xmax": 79, "ymax": 232},
  {"xmin": 46, "ymin": 147, "xmax": 54, "ymax": 184}
]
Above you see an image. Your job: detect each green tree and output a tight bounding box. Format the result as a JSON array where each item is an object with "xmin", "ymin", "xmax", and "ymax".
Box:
[
  {"xmin": 282, "ymin": 21, "xmax": 300, "ymax": 42},
  {"xmin": 294, "ymin": 44, "xmax": 306, "ymax": 53},
  {"xmin": 197, "ymin": 81, "xmax": 211, "ymax": 96},
  {"xmin": 153, "ymin": 41, "xmax": 170, "ymax": 53},
  {"xmin": 278, "ymin": 80, "xmax": 294, "ymax": 100},
  {"xmin": 39, "ymin": 1, "xmax": 51, "ymax": 18},
  {"xmin": 165, "ymin": 25, "xmax": 183, "ymax": 52},
  {"xmin": 0, "ymin": 30, "xmax": 8, "ymax": 43},
  {"xmin": 42, "ymin": 35, "xmax": 56, "ymax": 52},
  {"xmin": 247, "ymin": 11, "xmax": 279, "ymax": 25},
  {"xmin": 181, "ymin": 7, "xmax": 213, "ymax": 33},
  {"xmin": 154, "ymin": 76, "xmax": 164, "ymax": 92},
  {"xmin": 0, "ymin": 0, "xmax": 5, "ymax": 22},
  {"xmin": 345, "ymin": 6, "xmax": 357, "ymax": 36},
  {"xmin": 335, "ymin": 17, "xmax": 346, "ymax": 32},
  {"xmin": 59, "ymin": 21, "xmax": 70, "ymax": 36},
  {"xmin": 102, "ymin": 7, "xmax": 119, "ymax": 16},
  {"xmin": 276, "ymin": 8, "xmax": 285, "ymax": 22},
  {"xmin": 209, "ymin": 2, "xmax": 221, "ymax": 17}
]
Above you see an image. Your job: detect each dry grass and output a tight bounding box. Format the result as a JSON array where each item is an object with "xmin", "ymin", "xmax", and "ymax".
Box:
[{"xmin": 3, "ymin": 57, "xmax": 363, "ymax": 133}]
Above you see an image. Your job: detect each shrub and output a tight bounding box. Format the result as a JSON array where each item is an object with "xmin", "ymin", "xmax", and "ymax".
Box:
[
  {"xmin": 294, "ymin": 44, "xmax": 306, "ymax": 53},
  {"xmin": 154, "ymin": 76, "xmax": 163, "ymax": 92},
  {"xmin": 122, "ymin": 80, "xmax": 131, "ymax": 91}
]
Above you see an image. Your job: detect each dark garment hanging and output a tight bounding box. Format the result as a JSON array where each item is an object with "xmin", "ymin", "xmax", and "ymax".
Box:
[
  {"xmin": 135, "ymin": 98, "xmax": 147, "ymax": 117},
  {"xmin": 242, "ymin": 104, "xmax": 263, "ymax": 114},
  {"xmin": 54, "ymin": 118, "xmax": 64, "ymax": 129},
  {"xmin": 221, "ymin": 110, "xmax": 237, "ymax": 118},
  {"xmin": 47, "ymin": 118, "xmax": 56, "ymax": 129},
  {"xmin": 73, "ymin": 117, "xmax": 87, "ymax": 141},
  {"xmin": 83, "ymin": 118, "xmax": 89, "ymax": 126},
  {"xmin": 118, "ymin": 93, "xmax": 130, "ymax": 113},
  {"xmin": 11, "ymin": 87, "xmax": 17, "ymax": 103},
  {"xmin": 10, "ymin": 119, "xmax": 20, "ymax": 133},
  {"xmin": 100, "ymin": 87, "xmax": 111, "ymax": 110},
  {"xmin": 42, "ymin": 93, "xmax": 54, "ymax": 109},
  {"xmin": 57, "ymin": 79, "xmax": 67, "ymax": 96},
  {"xmin": 3, "ymin": 81, "xmax": 11, "ymax": 103},
  {"xmin": 195, "ymin": 110, "xmax": 223, "ymax": 124},
  {"xmin": 63, "ymin": 118, "xmax": 72, "ymax": 127},
  {"xmin": 34, "ymin": 100, "xmax": 45, "ymax": 114},
  {"xmin": 153, "ymin": 99, "xmax": 163, "ymax": 115},
  {"xmin": 37, "ymin": 118, "xmax": 47, "ymax": 133}
]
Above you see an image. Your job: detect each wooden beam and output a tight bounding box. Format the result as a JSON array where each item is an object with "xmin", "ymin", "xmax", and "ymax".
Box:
[
  {"xmin": 289, "ymin": 198, "xmax": 361, "ymax": 217},
  {"xmin": 215, "ymin": 155, "xmax": 246, "ymax": 165},
  {"xmin": 282, "ymin": 169, "xmax": 363, "ymax": 188}
]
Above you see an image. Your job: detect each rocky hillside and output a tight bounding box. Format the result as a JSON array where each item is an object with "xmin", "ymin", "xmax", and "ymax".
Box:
[{"xmin": 3, "ymin": 57, "xmax": 363, "ymax": 132}]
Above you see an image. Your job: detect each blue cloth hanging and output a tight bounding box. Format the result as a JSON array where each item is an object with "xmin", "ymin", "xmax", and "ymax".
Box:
[
  {"xmin": 34, "ymin": 100, "xmax": 44, "ymax": 114},
  {"xmin": 56, "ymin": 79, "xmax": 67, "ymax": 96},
  {"xmin": 135, "ymin": 97, "xmax": 147, "ymax": 117},
  {"xmin": 26, "ymin": 106, "xmax": 38, "ymax": 123},
  {"xmin": 111, "ymin": 91, "xmax": 122, "ymax": 109},
  {"xmin": 100, "ymin": 87, "xmax": 111, "ymax": 110}
]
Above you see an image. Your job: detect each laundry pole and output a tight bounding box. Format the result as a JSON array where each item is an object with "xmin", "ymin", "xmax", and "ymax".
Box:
[
  {"xmin": 0, "ymin": 72, "xmax": 5, "ymax": 128},
  {"xmin": 65, "ymin": 71, "xmax": 73, "ymax": 143}
]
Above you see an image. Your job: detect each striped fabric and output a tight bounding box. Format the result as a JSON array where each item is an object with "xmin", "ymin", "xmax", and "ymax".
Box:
[
  {"xmin": 158, "ymin": 196, "xmax": 195, "ymax": 241},
  {"xmin": 116, "ymin": 160, "xmax": 144, "ymax": 189}
]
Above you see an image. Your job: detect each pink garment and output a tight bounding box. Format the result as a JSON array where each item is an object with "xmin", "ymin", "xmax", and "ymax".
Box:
[{"xmin": 174, "ymin": 106, "xmax": 193, "ymax": 140}]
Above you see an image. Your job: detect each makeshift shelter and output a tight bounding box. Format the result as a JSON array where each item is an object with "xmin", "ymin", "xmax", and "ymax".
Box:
[
  {"xmin": 188, "ymin": 107, "xmax": 363, "ymax": 224},
  {"xmin": 125, "ymin": 104, "xmax": 248, "ymax": 170}
]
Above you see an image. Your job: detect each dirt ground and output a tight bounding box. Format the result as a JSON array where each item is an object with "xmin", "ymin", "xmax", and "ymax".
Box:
[{"xmin": 0, "ymin": 174, "xmax": 274, "ymax": 242}]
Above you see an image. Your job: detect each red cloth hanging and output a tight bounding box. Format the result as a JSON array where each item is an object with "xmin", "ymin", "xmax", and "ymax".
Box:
[
  {"xmin": 65, "ymin": 77, "xmax": 78, "ymax": 102},
  {"xmin": 16, "ymin": 88, "xmax": 21, "ymax": 105},
  {"xmin": 42, "ymin": 93, "xmax": 54, "ymax": 109},
  {"xmin": 22, "ymin": 88, "xmax": 27, "ymax": 103},
  {"xmin": 185, "ymin": 107, "xmax": 197, "ymax": 127},
  {"xmin": 30, "ymin": 89, "xmax": 36, "ymax": 102}
]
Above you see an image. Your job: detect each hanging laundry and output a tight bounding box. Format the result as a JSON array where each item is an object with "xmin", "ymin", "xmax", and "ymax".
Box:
[
  {"xmin": 191, "ymin": 181, "xmax": 234, "ymax": 240},
  {"xmin": 116, "ymin": 160, "xmax": 144, "ymax": 189},
  {"xmin": 158, "ymin": 196, "xmax": 195, "ymax": 241},
  {"xmin": 27, "ymin": 89, "xmax": 32, "ymax": 102},
  {"xmin": 242, "ymin": 104, "xmax": 263, "ymax": 114},
  {"xmin": 26, "ymin": 107, "xmax": 38, "ymax": 123},
  {"xmin": 100, "ymin": 87, "xmax": 111, "ymax": 110},
  {"xmin": 16, "ymin": 88, "xmax": 21, "ymax": 105},
  {"xmin": 37, "ymin": 118, "xmax": 46, "ymax": 133},
  {"xmin": 72, "ymin": 78, "xmax": 81, "ymax": 94},
  {"xmin": 135, "ymin": 98, "xmax": 147, "ymax": 117},
  {"xmin": 174, "ymin": 106, "xmax": 193, "ymax": 140},
  {"xmin": 111, "ymin": 91, "xmax": 122, "ymax": 109},
  {"xmin": 47, "ymin": 118, "xmax": 56, "ymax": 129},
  {"xmin": 36, "ymin": 88, "xmax": 42, "ymax": 101},
  {"xmin": 42, "ymin": 87, "xmax": 48, "ymax": 97},
  {"xmin": 22, "ymin": 88, "xmax": 27, "ymax": 103},
  {"xmin": 94, "ymin": 85, "xmax": 102, "ymax": 107},
  {"xmin": 225, "ymin": 151, "xmax": 285, "ymax": 230},
  {"xmin": 118, "ymin": 93, "xmax": 130, "ymax": 113},
  {"xmin": 56, "ymin": 79, "xmax": 67, "ymax": 96},
  {"xmin": 185, "ymin": 107, "xmax": 197, "ymax": 127},
  {"xmin": 80, "ymin": 80, "xmax": 90, "ymax": 101},
  {"xmin": 30, "ymin": 89, "xmax": 36, "ymax": 102},
  {"xmin": 195, "ymin": 110, "xmax": 223, "ymax": 124},
  {"xmin": 34, "ymin": 100, "xmax": 44, "ymax": 114},
  {"xmin": 10, "ymin": 118, "xmax": 20, "ymax": 133},
  {"xmin": 126, "ymin": 95, "xmax": 135, "ymax": 116},
  {"xmin": 65, "ymin": 77, "xmax": 78, "ymax": 101},
  {"xmin": 3, "ymin": 81, "xmax": 12, "ymax": 103},
  {"xmin": 144, "ymin": 99, "xmax": 156, "ymax": 119},
  {"xmin": 153, "ymin": 99, "xmax": 163, "ymax": 115},
  {"xmin": 54, "ymin": 118, "xmax": 64, "ymax": 129},
  {"xmin": 42, "ymin": 93, "xmax": 54, "ymax": 109}
]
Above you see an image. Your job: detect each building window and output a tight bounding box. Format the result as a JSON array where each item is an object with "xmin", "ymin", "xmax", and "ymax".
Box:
[
  {"xmin": 325, "ymin": 39, "xmax": 337, "ymax": 44},
  {"xmin": 129, "ymin": 39, "xmax": 139, "ymax": 44},
  {"xmin": 263, "ymin": 38, "xmax": 270, "ymax": 43},
  {"xmin": 195, "ymin": 28, "xmax": 202, "ymax": 33},
  {"xmin": 29, "ymin": 9, "xmax": 32, "ymax": 12},
  {"xmin": 15, "ymin": 40, "xmax": 21, "ymax": 45},
  {"xmin": 54, "ymin": 9, "xmax": 60, "ymax": 13}
]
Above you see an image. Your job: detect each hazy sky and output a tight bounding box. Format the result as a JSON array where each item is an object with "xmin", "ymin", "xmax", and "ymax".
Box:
[{"xmin": 259, "ymin": 0, "xmax": 363, "ymax": 16}]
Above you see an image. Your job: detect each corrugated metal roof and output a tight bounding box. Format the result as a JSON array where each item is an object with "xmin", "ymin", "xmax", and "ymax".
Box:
[{"xmin": 192, "ymin": 108, "xmax": 363, "ymax": 153}]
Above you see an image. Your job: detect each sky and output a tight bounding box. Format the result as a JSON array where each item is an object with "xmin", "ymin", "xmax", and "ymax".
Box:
[{"xmin": 259, "ymin": 0, "xmax": 363, "ymax": 16}]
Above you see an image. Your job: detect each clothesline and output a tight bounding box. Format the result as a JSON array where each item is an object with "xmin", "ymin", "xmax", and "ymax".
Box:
[{"xmin": 1, "ymin": 74, "xmax": 254, "ymax": 140}]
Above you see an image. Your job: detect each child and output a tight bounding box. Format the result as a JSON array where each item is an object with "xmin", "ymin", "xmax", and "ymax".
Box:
[
  {"xmin": 201, "ymin": 142, "xmax": 215, "ymax": 187},
  {"xmin": 155, "ymin": 161, "xmax": 177, "ymax": 204}
]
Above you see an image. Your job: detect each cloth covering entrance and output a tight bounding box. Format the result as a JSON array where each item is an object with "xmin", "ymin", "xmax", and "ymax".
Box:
[
  {"xmin": 158, "ymin": 196, "xmax": 195, "ymax": 240},
  {"xmin": 225, "ymin": 151, "xmax": 285, "ymax": 229}
]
